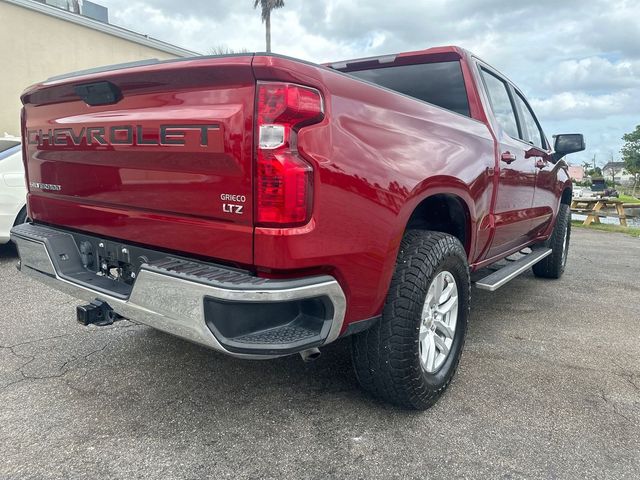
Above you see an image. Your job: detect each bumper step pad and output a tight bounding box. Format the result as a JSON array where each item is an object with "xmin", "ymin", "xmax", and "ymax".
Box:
[{"xmin": 233, "ymin": 324, "xmax": 319, "ymax": 345}]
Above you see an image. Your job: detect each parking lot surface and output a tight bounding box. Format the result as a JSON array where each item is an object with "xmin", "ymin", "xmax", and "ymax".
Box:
[{"xmin": 1, "ymin": 228, "xmax": 638, "ymax": 479}]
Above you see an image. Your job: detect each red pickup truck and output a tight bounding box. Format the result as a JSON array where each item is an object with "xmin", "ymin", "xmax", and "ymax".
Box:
[{"xmin": 11, "ymin": 46, "xmax": 584, "ymax": 409}]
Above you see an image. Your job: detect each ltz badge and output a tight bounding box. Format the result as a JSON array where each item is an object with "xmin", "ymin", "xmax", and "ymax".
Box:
[{"xmin": 221, "ymin": 193, "xmax": 245, "ymax": 215}]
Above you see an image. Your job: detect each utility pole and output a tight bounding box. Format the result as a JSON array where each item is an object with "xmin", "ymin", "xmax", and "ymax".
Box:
[{"xmin": 610, "ymin": 152, "xmax": 615, "ymax": 186}]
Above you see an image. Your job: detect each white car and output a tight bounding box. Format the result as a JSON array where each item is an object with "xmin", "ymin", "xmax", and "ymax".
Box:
[
  {"xmin": 572, "ymin": 184, "xmax": 596, "ymax": 199},
  {"xmin": 0, "ymin": 135, "xmax": 27, "ymax": 244},
  {"xmin": 572, "ymin": 184, "xmax": 584, "ymax": 198}
]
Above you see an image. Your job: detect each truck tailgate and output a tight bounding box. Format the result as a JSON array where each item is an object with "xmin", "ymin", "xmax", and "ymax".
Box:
[{"xmin": 21, "ymin": 56, "xmax": 255, "ymax": 265}]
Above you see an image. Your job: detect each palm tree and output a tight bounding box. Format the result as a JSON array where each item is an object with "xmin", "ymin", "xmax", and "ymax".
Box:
[{"xmin": 254, "ymin": 0, "xmax": 285, "ymax": 53}]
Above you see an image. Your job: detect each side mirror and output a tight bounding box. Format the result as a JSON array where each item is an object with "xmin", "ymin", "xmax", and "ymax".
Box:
[{"xmin": 552, "ymin": 133, "xmax": 585, "ymax": 163}]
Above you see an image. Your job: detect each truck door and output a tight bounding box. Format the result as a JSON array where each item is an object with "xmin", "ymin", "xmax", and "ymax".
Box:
[
  {"xmin": 510, "ymin": 90, "xmax": 556, "ymax": 235},
  {"xmin": 478, "ymin": 67, "xmax": 537, "ymax": 258}
]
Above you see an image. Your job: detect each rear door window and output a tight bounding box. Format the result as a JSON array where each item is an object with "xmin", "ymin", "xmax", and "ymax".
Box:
[
  {"xmin": 479, "ymin": 69, "xmax": 519, "ymax": 139},
  {"xmin": 348, "ymin": 61, "xmax": 471, "ymax": 117}
]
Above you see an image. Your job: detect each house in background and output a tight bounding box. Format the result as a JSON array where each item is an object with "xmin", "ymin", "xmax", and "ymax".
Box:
[
  {"xmin": 602, "ymin": 161, "xmax": 635, "ymax": 185},
  {"xmin": 0, "ymin": 0, "xmax": 198, "ymax": 137},
  {"xmin": 567, "ymin": 165, "xmax": 585, "ymax": 182}
]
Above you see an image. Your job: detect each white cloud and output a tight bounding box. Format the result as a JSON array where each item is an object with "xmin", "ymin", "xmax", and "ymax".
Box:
[
  {"xmin": 531, "ymin": 91, "xmax": 639, "ymax": 120},
  {"xmin": 544, "ymin": 57, "xmax": 640, "ymax": 93},
  {"xmin": 96, "ymin": 0, "xmax": 640, "ymax": 166}
]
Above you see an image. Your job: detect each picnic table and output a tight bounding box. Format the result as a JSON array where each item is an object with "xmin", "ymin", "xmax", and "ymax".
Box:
[{"xmin": 570, "ymin": 197, "xmax": 629, "ymax": 226}]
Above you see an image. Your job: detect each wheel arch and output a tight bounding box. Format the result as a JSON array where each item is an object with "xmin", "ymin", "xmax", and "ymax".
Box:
[
  {"xmin": 364, "ymin": 179, "xmax": 478, "ymax": 325},
  {"xmin": 401, "ymin": 180, "xmax": 477, "ymax": 257}
]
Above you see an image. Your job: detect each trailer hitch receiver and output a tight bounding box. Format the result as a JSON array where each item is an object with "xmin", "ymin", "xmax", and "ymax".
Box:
[{"xmin": 76, "ymin": 299, "xmax": 122, "ymax": 326}]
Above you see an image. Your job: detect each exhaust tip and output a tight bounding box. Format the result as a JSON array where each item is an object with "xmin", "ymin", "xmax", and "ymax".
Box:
[{"xmin": 300, "ymin": 347, "xmax": 321, "ymax": 363}]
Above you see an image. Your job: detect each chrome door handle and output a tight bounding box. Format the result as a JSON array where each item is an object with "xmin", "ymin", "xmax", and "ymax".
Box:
[{"xmin": 501, "ymin": 151, "xmax": 516, "ymax": 164}]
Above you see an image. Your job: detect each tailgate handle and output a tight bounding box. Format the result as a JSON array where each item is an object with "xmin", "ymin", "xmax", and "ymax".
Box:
[{"xmin": 75, "ymin": 81, "xmax": 122, "ymax": 106}]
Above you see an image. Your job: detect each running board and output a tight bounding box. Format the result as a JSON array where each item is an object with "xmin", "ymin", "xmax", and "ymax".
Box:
[{"xmin": 475, "ymin": 248, "xmax": 553, "ymax": 291}]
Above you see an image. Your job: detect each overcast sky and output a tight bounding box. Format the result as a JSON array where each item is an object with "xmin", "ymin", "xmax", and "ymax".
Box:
[{"xmin": 98, "ymin": 0, "xmax": 640, "ymax": 167}]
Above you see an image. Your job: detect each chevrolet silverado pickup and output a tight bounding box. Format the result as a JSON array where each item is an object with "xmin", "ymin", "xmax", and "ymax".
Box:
[{"xmin": 11, "ymin": 46, "xmax": 585, "ymax": 409}]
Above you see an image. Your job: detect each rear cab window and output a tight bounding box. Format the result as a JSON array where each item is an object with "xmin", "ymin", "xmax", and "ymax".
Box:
[{"xmin": 347, "ymin": 61, "xmax": 471, "ymax": 117}]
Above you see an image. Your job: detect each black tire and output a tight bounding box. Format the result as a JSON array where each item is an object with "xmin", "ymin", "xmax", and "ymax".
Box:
[
  {"xmin": 532, "ymin": 203, "xmax": 571, "ymax": 279},
  {"xmin": 13, "ymin": 206, "xmax": 27, "ymax": 226},
  {"xmin": 351, "ymin": 230, "xmax": 470, "ymax": 410}
]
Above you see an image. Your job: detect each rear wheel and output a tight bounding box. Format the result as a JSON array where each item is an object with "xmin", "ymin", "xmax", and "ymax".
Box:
[
  {"xmin": 532, "ymin": 203, "xmax": 571, "ymax": 279},
  {"xmin": 351, "ymin": 230, "xmax": 470, "ymax": 410}
]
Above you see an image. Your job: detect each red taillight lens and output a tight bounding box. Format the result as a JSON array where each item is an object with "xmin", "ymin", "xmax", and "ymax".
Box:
[
  {"xmin": 256, "ymin": 151, "xmax": 312, "ymax": 225},
  {"xmin": 257, "ymin": 83, "xmax": 324, "ymax": 126},
  {"xmin": 255, "ymin": 82, "xmax": 324, "ymax": 227}
]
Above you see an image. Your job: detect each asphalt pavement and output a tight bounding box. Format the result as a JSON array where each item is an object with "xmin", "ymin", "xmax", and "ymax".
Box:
[{"xmin": 1, "ymin": 228, "xmax": 639, "ymax": 479}]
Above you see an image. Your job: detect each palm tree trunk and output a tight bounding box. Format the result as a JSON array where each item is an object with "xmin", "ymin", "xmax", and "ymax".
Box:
[{"xmin": 265, "ymin": 11, "xmax": 271, "ymax": 52}]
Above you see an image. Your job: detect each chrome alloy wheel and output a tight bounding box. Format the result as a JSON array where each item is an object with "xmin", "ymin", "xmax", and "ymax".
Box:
[{"xmin": 419, "ymin": 270, "xmax": 459, "ymax": 373}]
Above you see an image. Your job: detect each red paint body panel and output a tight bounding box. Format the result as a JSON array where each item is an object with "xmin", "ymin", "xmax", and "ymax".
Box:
[
  {"xmin": 20, "ymin": 47, "xmax": 569, "ymax": 331},
  {"xmin": 252, "ymin": 54, "xmax": 495, "ymax": 321},
  {"xmin": 22, "ymin": 57, "xmax": 256, "ymax": 265}
]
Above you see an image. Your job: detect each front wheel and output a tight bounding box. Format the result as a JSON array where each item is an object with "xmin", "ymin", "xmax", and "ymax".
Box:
[
  {"xmin": 351, "ymin": 230, "xmax": 470, "ymax": 410},
  {"xmin": 532, "ymin": 203, "xmax": 571, "ymax": 279}
]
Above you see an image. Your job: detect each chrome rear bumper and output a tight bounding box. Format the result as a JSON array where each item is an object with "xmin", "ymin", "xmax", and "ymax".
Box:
[{"xmin": 10, "ymin": 223, "xmax": 346, "ymax": 359}]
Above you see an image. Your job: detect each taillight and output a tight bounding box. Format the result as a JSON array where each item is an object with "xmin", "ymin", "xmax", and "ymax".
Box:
[{"xmin": 255, "ymin": 82, "xmax": 324, "ymax": 227}]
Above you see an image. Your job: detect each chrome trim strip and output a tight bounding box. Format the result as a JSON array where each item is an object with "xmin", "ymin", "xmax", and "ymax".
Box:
[{"xmin": 11, "ymin": 228, "xmax": 346, "ymax": 359}]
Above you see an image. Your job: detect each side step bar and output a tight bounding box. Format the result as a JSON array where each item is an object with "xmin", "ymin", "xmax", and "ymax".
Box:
[{"xmin": 475, "ymin": 248, "xmax": 553, "ymax": 291}]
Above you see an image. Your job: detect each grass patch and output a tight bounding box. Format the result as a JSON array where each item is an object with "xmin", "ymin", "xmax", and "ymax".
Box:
[
  {"xmin": 618, "ymin": 194, "xmax": 640, "ymax": 204},
  {"xmin": 571, "ymin": 220, "xmax": 640, "ymax": 238}
]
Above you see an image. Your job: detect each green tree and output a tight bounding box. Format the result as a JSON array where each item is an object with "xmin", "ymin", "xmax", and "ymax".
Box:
[
  {"xmin": 254, "ymin": 0, "xmax": 285, "ymax": 53},
  {"xmin": 621, "ymin": 125, "xmax": 640, "ymax": 196},
  {"xmin": 586, "ymin": 166, "xmax": 602, "ymax": 177}
]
